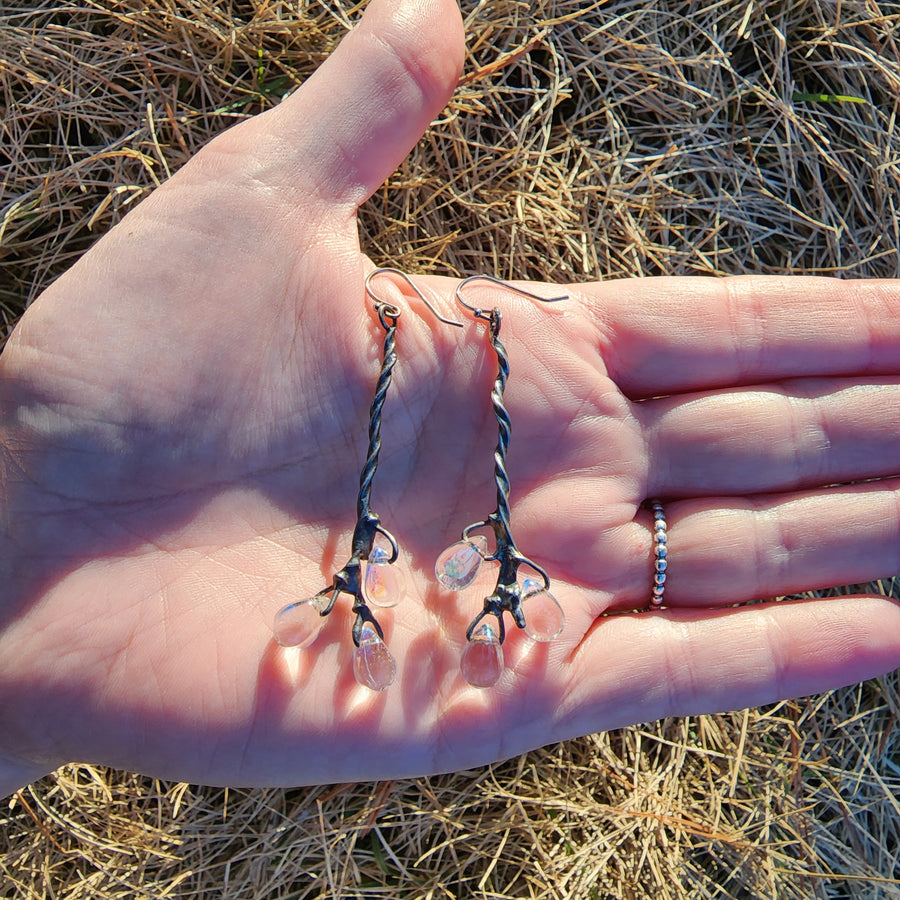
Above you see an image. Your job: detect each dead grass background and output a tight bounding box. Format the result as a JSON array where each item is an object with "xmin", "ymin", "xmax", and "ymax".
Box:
[{"xmin": 2, "ymin": 0, "xmax": 900, "ymax": 896}]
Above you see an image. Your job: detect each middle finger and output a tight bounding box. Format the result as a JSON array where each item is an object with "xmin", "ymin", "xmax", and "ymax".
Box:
[{"xmin": 639, "ymin": 377, "xmax": 900, "ymax": 497}]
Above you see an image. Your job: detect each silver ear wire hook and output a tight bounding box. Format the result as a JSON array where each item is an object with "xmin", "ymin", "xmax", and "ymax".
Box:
[
  {"xmin": 366, "ymin": 267, "xmax": 463, "ymax": 328},
  {"xmin": 455, "ymin": 274, "xmax": 568, "ymax": 321}
]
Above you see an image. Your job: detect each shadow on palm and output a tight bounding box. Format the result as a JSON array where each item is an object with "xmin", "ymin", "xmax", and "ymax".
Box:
[
  {"xmin": 0, "ymin": 0, "xmax": 650, "ymax": 784},
  {"xmin": 0, "ymin": 183, "xmax": 641, "ymax": 779}
]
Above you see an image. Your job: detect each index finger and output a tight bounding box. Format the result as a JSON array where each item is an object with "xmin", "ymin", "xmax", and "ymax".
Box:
[{"xmin": 583, "ymin": 276, "xmax": 900, "ymax": 398}]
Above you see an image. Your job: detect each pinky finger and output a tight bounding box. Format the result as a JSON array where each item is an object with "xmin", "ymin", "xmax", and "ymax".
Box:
[{"xmin": 558, "ymin": 594, "xmax": 900, "ymax": 737}]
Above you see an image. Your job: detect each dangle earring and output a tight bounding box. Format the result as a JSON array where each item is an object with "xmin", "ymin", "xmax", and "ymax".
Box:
[
  {"xmin": 273, "ymin": 268, "xmax": 461, "ymax": 691},
  {"xmin": 435, "ymin": 276, "xmax": 568, "ymax": 689}
]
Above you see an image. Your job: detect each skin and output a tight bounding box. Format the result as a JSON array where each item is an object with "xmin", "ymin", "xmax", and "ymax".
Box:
[{"xmin": 1, "ymin": 0, "xmax": 899, "ymax": 796}]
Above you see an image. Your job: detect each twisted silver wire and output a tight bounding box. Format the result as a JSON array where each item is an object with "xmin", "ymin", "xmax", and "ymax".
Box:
[
  {"xmin": 315, "ymin": 302, "xmax": 400, "ymax": 646},
  {"xmin": 312, "ymin": 271, "xmax": 459, "ymax": 653},
  {"xmin": 487, "ymin": 313, "xmax": 513, "ymax": 543},
  {"xmin": 357, "ymin": 304, "xmax": 397, "ymax": 521},
  {"xmin": 450, "ymin": 277, "xmax": 568, "ymax": 646},
  {"xmin": 456, "ymin": 303, "xmax": 554, "ymax": 644}
]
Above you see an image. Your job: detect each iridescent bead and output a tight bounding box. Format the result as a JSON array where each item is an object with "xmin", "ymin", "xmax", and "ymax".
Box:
[
  {"xmin": 364, "ymin": 546, "xmax": 405, "ymax": 608},
  {"xmin": 435, "ymin": 536, "xmax": 489, "ymax": 591},
  {"xmin": 353, "ymin": 622, "xmax": 397, "ymax": 691},
  {"xmin": 460, "ymin": 622, "xmax": 504, "ymax": 688},
  {"xmin": 521, "ymin": 578, "xmax": 565, "ymax": 642},
  {"xmin": 273, "ymin": 595, "xmax": 329, "ymax": 648}
]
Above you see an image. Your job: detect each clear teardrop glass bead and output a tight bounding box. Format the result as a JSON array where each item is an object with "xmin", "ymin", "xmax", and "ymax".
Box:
[
  {"xmin": 273, "ymin": 595, "xmax": 328, "ymax": 648},
  {"xmin": 353, "ymin": 622, "xmax": 397, "ymax": 691},
  {"xmin": 460, "ymin": 622, "xmax": 504, "ymax": 688},
  {"xmin": 521, "ymin": 578, "xmax": 565, "ymax": 642},
  {"xmin": 435, "ymin": 536, "xmax": 489, "ymax": 591},
  {"xmin": 364, "ymin": 546, "xmax": 404, "ymax": 608}
]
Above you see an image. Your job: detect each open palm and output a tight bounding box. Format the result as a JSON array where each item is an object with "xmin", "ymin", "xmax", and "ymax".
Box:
[{"xmin": 2, "ymin": 0, "xmax": 899, "ymax": 793}]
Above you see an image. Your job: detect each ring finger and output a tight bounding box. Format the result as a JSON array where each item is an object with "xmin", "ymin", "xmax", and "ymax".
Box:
[{"xmin": 640, "ymin": 481, "xmax": 900, "ymax": 609}]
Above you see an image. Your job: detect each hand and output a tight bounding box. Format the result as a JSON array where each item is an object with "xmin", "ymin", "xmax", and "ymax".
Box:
[{"xmin": 1, "ymin": 0, "xmax": 898, "ymax": 795}]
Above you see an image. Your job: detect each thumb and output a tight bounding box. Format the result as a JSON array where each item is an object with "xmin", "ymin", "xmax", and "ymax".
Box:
[{"xmin": 222, "ymin": 0, "xmax": 465, "ymax": 210}]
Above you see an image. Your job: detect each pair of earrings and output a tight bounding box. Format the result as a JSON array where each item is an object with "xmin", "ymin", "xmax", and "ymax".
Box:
[{"xmin": 272, "ymin": 269, "xmax": 567, "ymax": 691}]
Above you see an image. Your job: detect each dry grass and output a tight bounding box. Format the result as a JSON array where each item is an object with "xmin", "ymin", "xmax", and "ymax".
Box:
[{"xmin": 2, "ymin": 0, "xmax": 900, "ymax": 896}]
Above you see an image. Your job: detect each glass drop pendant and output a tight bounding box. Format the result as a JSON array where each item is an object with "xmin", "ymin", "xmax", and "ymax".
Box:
[
  {"xmin": 273, "ymin": 595, "xmax": 328, "ymax": 648},
  {"xmin": 460, "ymin": 622, "xmax": 504, "ymax": 688},
  {"xmin": 435, "ymin": 536, "xmax": 489, "ymax": 591},
  {"xmin": 365, "ymin": 546, "xmax": 404, "ymax": 608},
  {"xmin": 353, "ymin": 622, "xmax": 397, "ymax": 691},
  {"xmin": 521, "ymin": 578, "xmax": 565, "ymax": 642}
]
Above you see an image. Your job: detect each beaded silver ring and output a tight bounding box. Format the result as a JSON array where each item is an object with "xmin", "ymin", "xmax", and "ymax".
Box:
[{"xmin": 650, "ymin": 500, "xmax": 667, "ymax": 608}]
